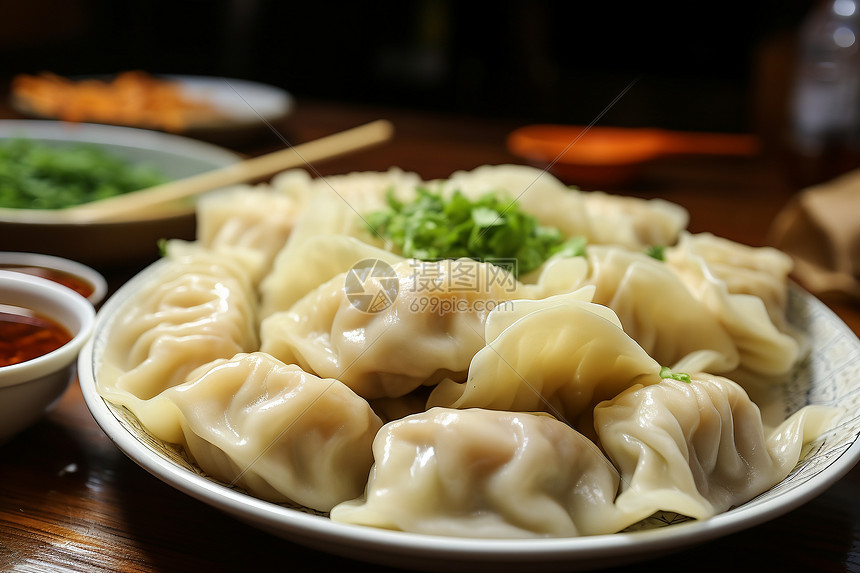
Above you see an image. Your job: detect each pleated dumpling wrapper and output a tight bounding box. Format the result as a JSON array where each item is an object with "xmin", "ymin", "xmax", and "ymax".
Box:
[
  {"xmin": 331, "ymin": 407, "xmax": 640, "ymax": 538},
  {"xmin": 125, "ymin": 352, "xmax": 384, "ymax": 513},
  {"xmin": 593, "ymin": 373, "xmax": 838, "ymax": 520}
]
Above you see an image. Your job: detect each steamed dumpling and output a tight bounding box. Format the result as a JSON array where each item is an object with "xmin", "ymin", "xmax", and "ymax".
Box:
[
  {"xmin": 194, "ymin": 184, "xmax": 303, "ymax": 284},
  {"xmin": 259, "ymin": 234, "xmax": 404, "ymax": 319},
  {"xmin": 664, "ymin": 231, "xmax": 804, "ymax": 373},
  {"xmin": 117, "ymin": 352, "xmax": 383, "ymax": 512},
  {"xmin": 259, "ymin": 168, "xmax": 422, "ymax": 318},
  {"xmin": 261, "ymin": 258, "xmax": 522, "ymax": 399},
  {"xmin": 580, "ymin": 189, "xmax": 689, "ymax": 249},
  {"xmin": 593, "ymin": 373, "xmax": 837, "ymax": 521},
  {"xmin": 427, "ymin": 291, "xmax": 663, "ymax": 428},
  {"xmin": 331, "ymin": 407, "xmax": 633, "ymax": 537},
  {"xmin": 98, "ymin": 248, "xmax": 259, "ymax": 402},
  {"xmin": 436, "ymin": 164, "xmax": 594, "ymax": 241},
  {"xmin": 665, "ymin": 231, "xmax": 794, "ymax": 326},
  {"xmin": 660, "ymin": 243, "xmax": 801, "ymax": 377},
  {"xmin": 438, "ymin": 164, "xmax": 688, "ymax": 249},
  {"xmin": 583, "ymin": 245, "xmax": 741, "ymax": 374},
  {"xmin": 582, "ymin": 244, "xmax": 800, "ymax": 378}
]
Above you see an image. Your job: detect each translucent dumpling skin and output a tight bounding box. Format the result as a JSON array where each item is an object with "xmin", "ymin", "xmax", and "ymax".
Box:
[
  {"xmin": 140, "ymin": 352, "xmax": 384, "ymax": 512},
  {"xmin": 593, "ymin": 374, "xmax": 837, "ymax": 520},
  {"xmin": 98, "ymin": 249, "xmax": 259, "ymax": 402},
  {"xmin": 261, "ymin": 258, "xmax": 524, "ymax": 400},
  {"xmin": 427, "ymin": 292, "xmax": 663, "ymax": 429},
  {"xmin": 331, "ymin": 407, "xmax": 636, "ymax": 538}
]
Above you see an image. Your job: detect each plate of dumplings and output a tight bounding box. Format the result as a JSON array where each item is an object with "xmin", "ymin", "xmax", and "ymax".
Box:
[{"xmin": 80, "ymin": 164, "xmax": 860, "ymax": 571}]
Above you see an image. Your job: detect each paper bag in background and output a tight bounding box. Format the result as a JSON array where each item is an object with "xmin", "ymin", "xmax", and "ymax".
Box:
[{"xmin": 769, "ymin": 169, "xmax": 860, "ymax": 301}]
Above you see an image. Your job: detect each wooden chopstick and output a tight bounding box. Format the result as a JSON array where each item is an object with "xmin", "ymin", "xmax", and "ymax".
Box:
[{"xmin": 3, "ymin": 119, "xmax": 394, "ymax": 224}]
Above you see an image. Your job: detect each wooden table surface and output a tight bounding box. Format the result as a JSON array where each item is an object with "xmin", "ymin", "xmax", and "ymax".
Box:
[{"xmin": 1, "ymin": 97, "xmax": 858, "ymax": 572}]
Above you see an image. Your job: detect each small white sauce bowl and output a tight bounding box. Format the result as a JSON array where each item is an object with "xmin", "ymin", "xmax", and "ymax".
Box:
[
  {"xmin": 0, "ymin": 270, "xmax": 96, "ymax": 444},
  {"xmin": 0, "ymin": 251, "xmax": 107, "ymax": 306}
]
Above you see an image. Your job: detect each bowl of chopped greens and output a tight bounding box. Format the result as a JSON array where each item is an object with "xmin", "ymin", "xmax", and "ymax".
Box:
[{"xmin": 0, "ymin": 120, "xmax": 241, "ymax": 266}]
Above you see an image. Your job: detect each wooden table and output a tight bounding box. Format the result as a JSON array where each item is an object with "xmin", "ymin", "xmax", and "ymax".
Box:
[{"xmin": 1, "ymin": 98, "xmax": 858, "ymax": 572}]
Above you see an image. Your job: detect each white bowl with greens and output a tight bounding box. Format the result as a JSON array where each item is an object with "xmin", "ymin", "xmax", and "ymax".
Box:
[{"xmin": 0, "ymin": 120, "xmax": 241, "ymax": 266}]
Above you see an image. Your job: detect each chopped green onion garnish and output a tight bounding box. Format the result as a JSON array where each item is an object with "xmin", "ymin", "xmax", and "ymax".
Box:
[
  {"xmin": 366, "ymin": 187, "xmax": 583, "ymax": 277},
  {"xmin": 645, "ymin": 245, "xmax": 666, "ymax": 261},
  {"xmin": 659, "ymin": 366, "xmax": 692, "ymax": 383}
]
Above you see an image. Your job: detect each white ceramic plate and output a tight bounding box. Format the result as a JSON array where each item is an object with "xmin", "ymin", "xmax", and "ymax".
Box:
[
  {"xmin": 78, "ymin": 265, "xmax": 860, "ymax": 572},
  {"xmin": 11, "ymin": 74, "xmax": 293, "ymax": 144},
  {"xmin": 162, "ymin": 75, "xmax": 293, "ymax": 129},
  {"xmin": 0, "ymin": 120, "xmax": 242, "ymax": 266}
]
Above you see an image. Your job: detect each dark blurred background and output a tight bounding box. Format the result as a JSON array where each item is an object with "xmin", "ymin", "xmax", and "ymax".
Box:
[{"xmin": 0, "ymin": 0, "xmax": 816, "ymax": 135}]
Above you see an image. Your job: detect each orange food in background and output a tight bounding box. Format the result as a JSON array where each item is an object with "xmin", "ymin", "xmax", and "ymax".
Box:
[{"xmin": 11, "ymin": 71, "xmax": 218, "ymax": 132}]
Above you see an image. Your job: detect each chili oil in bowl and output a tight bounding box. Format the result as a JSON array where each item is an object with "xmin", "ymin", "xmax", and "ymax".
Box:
[{"xmin": 0, "ymin": 270, "xmax": 95, "ymax": 444}]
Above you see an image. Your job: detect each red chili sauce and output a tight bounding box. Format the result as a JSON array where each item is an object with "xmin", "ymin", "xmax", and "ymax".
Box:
[
  {"xmin": 0, "ymin": 304, "xmax": 73, "ymax": 367},
  {"xmin": 0, "ymin": 265, "xmax": 95, "ymax": 300}
]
